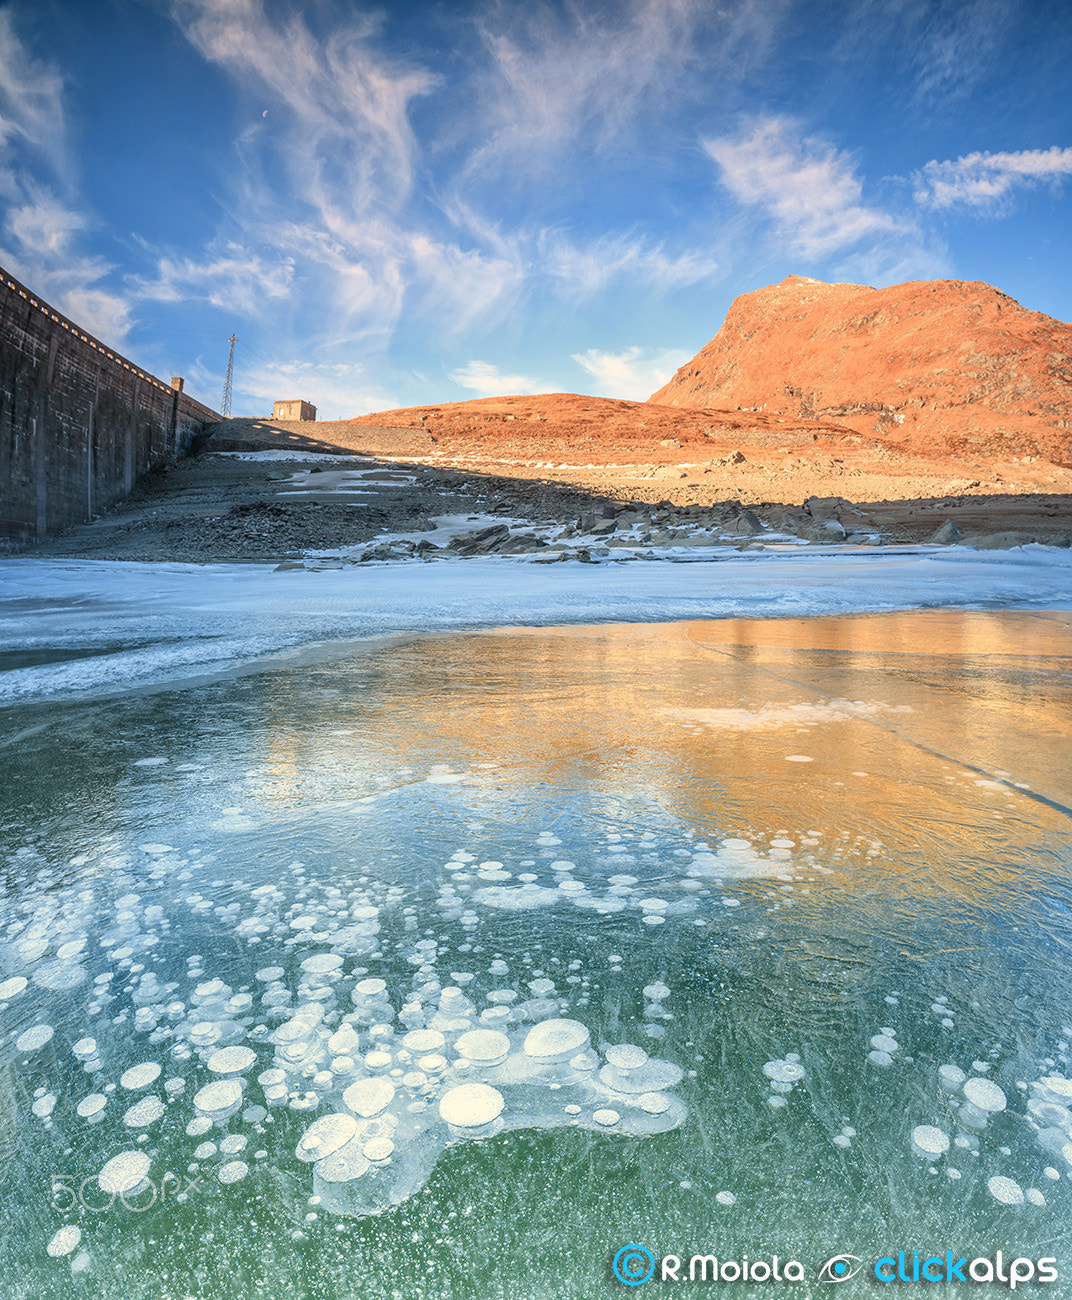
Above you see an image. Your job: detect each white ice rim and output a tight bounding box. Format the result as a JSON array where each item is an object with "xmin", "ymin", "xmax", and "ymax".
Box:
[{"xmin": 1, "ymin": 546, "xmax": 1071, "ymax": 707}]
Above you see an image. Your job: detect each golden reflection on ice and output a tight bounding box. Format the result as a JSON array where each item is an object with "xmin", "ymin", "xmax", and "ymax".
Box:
[{"xmin": 254, "ymin": 610, "xmax": 1072, "ymax": 903}]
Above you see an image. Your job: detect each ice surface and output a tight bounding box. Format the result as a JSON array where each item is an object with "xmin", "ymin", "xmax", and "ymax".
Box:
[{"xmin": 4, "ymin": 546, "xmax": 1072, "ymax": 704}]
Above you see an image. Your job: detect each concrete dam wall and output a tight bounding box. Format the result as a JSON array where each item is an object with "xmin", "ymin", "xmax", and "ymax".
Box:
[{"xmin": 0, "ymin": 266, "xmax": 220, "ymax": 550}]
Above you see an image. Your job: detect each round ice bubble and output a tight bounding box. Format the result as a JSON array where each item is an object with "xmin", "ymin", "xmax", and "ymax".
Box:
[
  {"xmin": 15, "ymin": 1025, "xmax": 54, "ymax": 1053},
  {"xmin": 605, "ymin": 1045, "xmax": 649, "ymax": 1071},
  {"xmin": 402, "ymin": 1030, "xmax": 445, "ymax": 1054},
  {"xmin": 76, "ymin": 1094, "xmax": 107, "ymax": 1119},
  {"xmin": 454, "ymin": 1029, "xmax": 510, "ymax": 1066},
  {"xmin": 301, "ymin": 954, "xmax": 343, "ymax": 975},
  {"xmin": 0, "ymin": 976, "xmax": 28, "ymax": 1000},
  {"xmin": 523, "ymin": 1019, "xmax": 590, "ymax": 1062},
  {"xmin": 123, "ymin": 1096, "xmax": 165, "ymax": 1128},
  {"xmin": 206, "ymin": 1046, "xmax": 257, "ymax": 1076},
  {"xmin": 98, "ymin": 1150, "xmax": 151, "ymax": 1196},
  {"xmin": 762, "ymin": 1060, "xmax": 805, "ymax": 1084},
  {"xmin": 987, "ymin": 1176, "xmax": 1024, "ymax": 1205},
  {"xmin": 343, "ymin": 1078, "xmax": 395, "ymax": 1118},
  {"xmin": 439, "ymin": 1083, "xmax": 504, "ymax": 1130},
  {"xmin": 593, "ymin": 1109, "xmax": 620, "ymax": 1126},
  {"xmin": 870, "ymin": 1034, "xmax": 898, "ymax": 1054},
  {"xmin": 193, "ymin": 1079, "xmax": 243, "ymax": 1114},
  {"xmin": 47, "ymin": 1225, "xmax": 82, "ymax": 1258},
  {"xmin": 911, "ymin": 1125, "xmax": 950, "ymax": 1156},
  {"xmin": 638, "ymin": 1092, "xmax": 671, "ymax": 1115},
  {"xmin": 938, "ymin": 1064, "xmax": 967, "ymax": 1090},
  {"xmin": 219, "ymin": 1161, "xmax": 249, "ymax": 1184},
  {"xmin": 963, "ymin": 1078, "xmax": 1007, "ymax": 1113},
  {"xmin": 120, "ymin": 1062, "xmax": 161, "ymax": 1091}
]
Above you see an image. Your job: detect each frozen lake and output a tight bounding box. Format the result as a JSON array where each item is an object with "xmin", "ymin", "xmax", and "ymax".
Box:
[{"xmin": 2, "ymin": 593, "xmax": 1072, "ymax": 1295}]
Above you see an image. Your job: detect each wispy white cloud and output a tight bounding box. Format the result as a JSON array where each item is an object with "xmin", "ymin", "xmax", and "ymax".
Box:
[
  {"xmin": 448, "ymin": 360, "xmax": 553, "ymax": 397},
  {"xmin": 235, "ymin": 358, "xmax": 398, "ymax": 421},
  {"xmin": 133, "ymin": 243, "xmax": 295, "ymax": 315},
  {"xmin": 906, "ymin": 0, "xmax": 1015, "ymax": 105},
  {"xmin": 465, "ymin": 0, "xmax": 787, "ymax": 177},
  {"xmin": 913, "ymin": 146, "xmax": 1072, "ymax": 210},
  {"xmin": 572, "ymin": 345, "xmax": 690, "ymax": 400},
  {"xmin": 0, "ymin": 187, "xmax": 131, "ymax": 342},
  {"xmin": 541, "ymin": 230, "xmax": 719, "ymax": 297},
  {"xmin": 0, "ymin": 14, "xmax": 132, "ymax": 341},
  {"xmin": 168, "ymin": 0, "xmax": 519, "ymax": 346},
  {"xmin": 173, "ymin": 0, "xmax": 432, "ymax": 208},
  {"xmin": 0, "ymin": 8, "xmax": 66, "ymax": 186},
  {"xmin": 705, "ymin": 118, "xmax": 907, "ymax": 260}
]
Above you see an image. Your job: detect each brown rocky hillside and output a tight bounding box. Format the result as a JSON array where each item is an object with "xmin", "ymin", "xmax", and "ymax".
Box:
[{"xmin": 650, "ymin": 276, "xmax": 1072, "ymax": 464}]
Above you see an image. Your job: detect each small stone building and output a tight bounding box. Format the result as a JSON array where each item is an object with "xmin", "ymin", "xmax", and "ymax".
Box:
[{"xmin": 272, "ymin": 399, "xmax": 317, "ymax": 421}]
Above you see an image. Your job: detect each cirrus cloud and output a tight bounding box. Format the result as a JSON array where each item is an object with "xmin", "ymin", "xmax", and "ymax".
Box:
[{"xmin": 913, "ymin": 146, "xmax": 1072, "ymax": 210}]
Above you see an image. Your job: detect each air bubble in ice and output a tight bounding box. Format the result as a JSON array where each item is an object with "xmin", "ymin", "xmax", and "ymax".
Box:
[
  {"xmin": 938, "ymin": 1064, "xmax": 967, "ymax": 1090},
  {"xmin": 47, "ymin": 1225, "xmax": 82, "ymax": 1258},
  {"xmin": 762, "ymin": 1060, "xmax": 805, "ymax": 1084},
  {"xmin": 963, "ymin": 1078, "xmax": 1007, "ymax": 1113},
  {"xmin": 911, "ymin": 1126, "xmax": 950, "ymax": 1156},
  {"xmin": 98, "ymin": 1150, "xmax": 151, "ymax": 1196},
  {"xmin": 206, "ymin": 1046, "xmax": 257, "ymax": 1075},
  {"xmin": 439, "ymin": 1083, "xmax": 504, "ymax": 1132},
  {"xmin": 523, "ymin": 1019, "xmax": 590, "ymax": 1062},
  {"xmin": 124, "ymin": 1096, "xmax": 164, "ymax": 1128},
  {"xmin": 343, "ymin": 1078, "xmax": 395, "ymax": 1118},
  {"xmin": 454, "ymin": 1029, "xmax": 510, "ymax": 1067},
  {"xmin": 987, "ymin": 1176, "xmax": 1024, "ymax": 1205},
  {"xmin": 16, "ymin": 1025, "xmax": 54, "ymax": 1053},
  {"xmin": 120, "ymin": 1062, "xmax": 161, "ymax": 1090},
  {"xmin": 77, "ymin": 1094, "xmax": 107, "ymax": 1120}
]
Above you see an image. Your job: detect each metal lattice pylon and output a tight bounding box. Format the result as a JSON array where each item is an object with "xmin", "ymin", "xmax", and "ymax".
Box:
[{"xmin": 221, "ymin": 333, "xmax": 237, "ymax": 417}]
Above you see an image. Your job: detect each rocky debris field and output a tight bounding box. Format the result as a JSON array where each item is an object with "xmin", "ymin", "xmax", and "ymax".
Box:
[{"xmin": 29, "ymin": 418, "xmax": 1072, "ymax": 568}]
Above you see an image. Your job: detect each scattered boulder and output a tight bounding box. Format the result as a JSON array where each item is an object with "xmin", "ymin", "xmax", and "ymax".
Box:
[
  {"xmin": 962, "ymin": 530, "xmax": 1038, "ymax": 549},
  {"xmin": 724, "ymin": 509, "xmax": 765, "ymax": 537},
  {"xmin": 930, "ymin": 521, "xmax": 963, "ymax": 544}
]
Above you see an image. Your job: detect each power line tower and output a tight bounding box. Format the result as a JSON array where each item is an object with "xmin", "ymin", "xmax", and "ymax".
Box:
[{"xmin": 221, "ymin": 333, "xmax": 237, "ymax": 417}]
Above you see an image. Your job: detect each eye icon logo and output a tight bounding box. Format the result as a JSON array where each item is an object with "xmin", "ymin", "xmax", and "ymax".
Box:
[
  {"xmin": 612, "ymin": 1245, "xmax": 656, "ymax": 1286},
  {"xmin": 818, "ymin": 1254, "xmax": 864, "ymax": 1283}
]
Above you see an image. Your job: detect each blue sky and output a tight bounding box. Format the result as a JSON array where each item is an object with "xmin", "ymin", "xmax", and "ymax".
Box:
[{"xmin": 1, "ymin": 0, "xmax": 1070, "ymax": 418}]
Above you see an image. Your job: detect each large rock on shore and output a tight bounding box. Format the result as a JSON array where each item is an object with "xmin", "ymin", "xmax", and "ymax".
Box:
[{"xmin": 649, "ymin": 276, "xmax": 1072, "ymax": 464}]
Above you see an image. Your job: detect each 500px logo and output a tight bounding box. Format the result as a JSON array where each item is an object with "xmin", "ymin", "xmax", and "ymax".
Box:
[{"xmin": 51, "ymin": 1172, "xmax": 201, "ymax": 1214}]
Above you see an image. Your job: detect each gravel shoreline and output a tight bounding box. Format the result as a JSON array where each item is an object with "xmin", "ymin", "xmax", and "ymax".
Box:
[{"xmin": 26, "ymin": 419, "xmax": 1072, "ymax": 565}]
